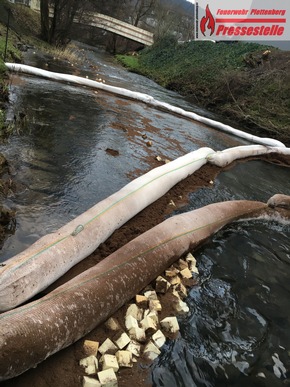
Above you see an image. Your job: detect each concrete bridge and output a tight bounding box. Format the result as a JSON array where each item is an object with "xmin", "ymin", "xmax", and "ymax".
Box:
[{"xmin": 78, "ymin": 13, "xmax": 154, "ymax": 46}]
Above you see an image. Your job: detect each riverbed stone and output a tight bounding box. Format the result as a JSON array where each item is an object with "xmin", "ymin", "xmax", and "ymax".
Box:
[{"xmin": 0, "ymin": 153, "xmax": 7, "ymax": 174}]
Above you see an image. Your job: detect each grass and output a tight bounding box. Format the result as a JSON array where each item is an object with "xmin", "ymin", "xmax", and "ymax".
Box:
[
  {"xmin": 116, "ymin": 54, "xmax": 140, "ymax": 71},
  {"xmin": 44, "ymin": 43, "xmax": 83, "ymax": 64},
  {"xmin": 0, "ymin": 11, "xmax": 22, "ymax": 135},
  {"xmin": 0, "ymin": 25, "xmax": 22, "ymax": 66},
  {"xmin": 117, "ymin": 37, "xmax": 290, "ymax": 145}
]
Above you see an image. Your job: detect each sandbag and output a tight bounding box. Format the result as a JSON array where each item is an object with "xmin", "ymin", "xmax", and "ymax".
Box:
[
  {"xmin": 0, "ymin": 199, "xmax": 269, "ymax": 381},
  {"xmin": 0, "ymin": 147, "xmax": 213, "ymax": 312}
]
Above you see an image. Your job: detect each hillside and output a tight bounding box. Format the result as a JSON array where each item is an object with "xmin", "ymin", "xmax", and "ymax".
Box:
[{"xmin": 117, "ymin": 37, "xmax": 290, "ymax": 146}]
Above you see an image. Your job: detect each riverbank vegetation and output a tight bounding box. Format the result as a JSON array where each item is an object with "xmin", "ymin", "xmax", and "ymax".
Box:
[
  {"xmin": 0, "ymin": 28, "xmax": 16, "ymax": 136},
  {"xmin": 117, "ymin": 36, "xmax": 290, "ymax": 145}
]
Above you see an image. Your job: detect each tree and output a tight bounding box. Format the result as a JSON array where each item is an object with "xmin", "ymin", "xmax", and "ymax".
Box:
[
  {"xmin": 40, "ymin": 0, "xmax": 49, "ymax": 42},
  {"xmin": 153, "ymin": 0, "xmax": 194, "ymax": 42},
  {"xmin": 127, "ymin": 0, "xmax": 157, "ymax": 27},
  {"xmin": 40, "ymin": 0, "xmax": 87, "ymax": 46}
]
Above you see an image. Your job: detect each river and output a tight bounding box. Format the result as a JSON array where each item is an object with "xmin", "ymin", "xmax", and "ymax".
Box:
[{"xmin": 1, "ymin": 43, "xmax": 290, "ymax": 386}]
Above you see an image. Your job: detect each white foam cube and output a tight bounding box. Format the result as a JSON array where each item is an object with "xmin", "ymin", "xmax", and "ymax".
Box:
[
  {"xmin": 180, "ymin": 268, "xmax": 192, "ymax": 279},
  {"xmin": 98, "ymin": 338, "xmax": 118, "ymax": 355},
  {"xmin": 80, "ymin": 356, "xmax": 98, "ymax": 375},
  {"xmin": 126, "ymin": 341, "xmax": 141, "ymax": 357},
  {"xmin": 102, "ymin": 354, "xmax": 119, "ymax": 373},
  {"xmin": 185, "ymin": 253, "xmax": 199, "ymax": 273},
  {"xmin": 113, "ymin": 331, "xmax": 131, "ymax": 349},
  {"xmin": 144, "ymin": 290, "xmax": 158, "ymax": 300},
  {"xmin": 116, "ymin": 350, "xmax": 133, "ymax": 368},
  {"xmin": 125, "ymin": 315, "xmax": 138, "ymax": 331},
  {"xmin": 169, "ymin": 275, "xmax": 181, "ymax": 285},
  {"xmin": 160, "ymin": 317, "xmax": 180, "ymax": 333},
  {"xmin": 97, "ymin": 368, "xmax": 118, "ymax": 387},
  {"xmin": 83, "ymin": 340, "xmax": 99, "ymax": 356},
  {"xmin": 105, "ymin": 318, "xmax": 120, "ymax": 331},
  {"xmin": 83, "ymin": 376, "xmax": 101, "ymax": 387},
  {"xmin": 135, "ymin": 295, "xmax": 148, "ymax": 308},
  {"xmin": 128, "ymin": 327, "xmax": 146, "ymax": 343},
  {"xmin": 165, "ymin": 267, "xmax": 179, "ymax": 277},
  {"xmin": 177, "ymin": 259, "xmax": 188, "ymax": 270},
  {"xmin": 143, "ymin": 340, "xmax": 161, "ymax": 360},
  {"xmin": 149, "ymin": 299, "xmax": 162, "ymax": 312},
  {"xmin": 174, "ymin": 283, "xmax": 188, "ymax": 299},
  {"xmin": 144, "ymin": 310, "xmax": 158, "ymax": 324},
  {"xmin": 140, "ymin": 315, "xmax": 157, "ymax": 332},
  {"xmin": 152, "ymin": 330, "xmax": 166, "ymax": 349},
  {"xmin": 126, "ymin": 304, "xmax": 143, "ymax": 321},
  {"xmin": 155, "ymin": 276, "xmax": 171, "ymax": 294},
  {"xmin": 174, "ymin": 299, "xmax": 189, "ymax": 314}
]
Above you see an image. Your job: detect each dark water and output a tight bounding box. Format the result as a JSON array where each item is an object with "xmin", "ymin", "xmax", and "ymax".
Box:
[
  {"xmin": 152, "ymin": 220, "xmax": 290, "ymax": 387},
  {"xmin": 2, "ymin": 44, "xmax": 290, "ymax": 386},
  {"xmin": 187, "ymin": 160, "xmax": 290, "ymax": 209},
  {"xmin": 154, "ymin": 161, "xmax": 290, "ymax": 386}
]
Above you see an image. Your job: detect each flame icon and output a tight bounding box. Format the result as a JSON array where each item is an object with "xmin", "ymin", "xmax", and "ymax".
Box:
[{"xmin": 200, "ymin": 4, "xmax": 215, "ymax": 36}]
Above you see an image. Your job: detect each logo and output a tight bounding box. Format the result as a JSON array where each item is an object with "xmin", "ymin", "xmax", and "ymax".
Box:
[
  {"xmin": 200, "ymin": 5, "xmax": 215, "ymax": 36},
  {"xmin": 195, "ymin": 0, "xmax": 289, "ymax": 41}
]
